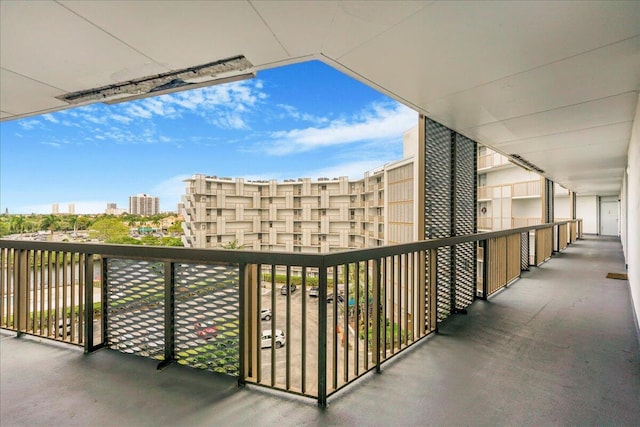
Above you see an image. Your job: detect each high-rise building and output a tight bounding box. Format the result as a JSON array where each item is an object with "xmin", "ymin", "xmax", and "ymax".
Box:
[
  {"xmin": 52, "ymin": 203, "xmax": 59, "ymax": 214},
  {"xmin": 129, "ymin": 194, "xmax": 160, "ymax": 216},
  {"xmin": 68, "ymin": 203, "xmax": 75, "ymax": 214}
]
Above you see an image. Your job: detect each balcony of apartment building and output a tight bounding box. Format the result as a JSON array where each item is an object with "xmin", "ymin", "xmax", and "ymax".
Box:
[
  {"xmin": 4, "ymin": 220, "xmax": 638, "ymax": 426},
  {"xmin": 2, "ymin": 2, "xmax": 639, "ymax": 426},
  {"xmin": 477, "ymin": 151, "xmax": 512, "ymax": 172}
]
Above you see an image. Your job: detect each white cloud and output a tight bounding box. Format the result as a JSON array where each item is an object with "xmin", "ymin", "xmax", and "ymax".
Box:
[
  {"xmin": 265, "ymin": 102, "xmax": 416, "ymax": 155},
  {"xmin": 276, "ymin": 104, "xmax": 328, "ymax": 125},
  {"xmin": 112, "ymin": 79, "xmax": 266, "ymax": 129},
  {"xmin": 42, "ymin": 114, "xmax": 59, "ymax": 124},
  {"xmin": 110, "ymin": 114, "xmax": 132, "ymax": 124},
  {"xmin": 150, "ymin": 174, "xmax": 192, "ymax": 211},
  {"xmin": 125, "ymin": 104, "xmax": 153, "ymax": 119},
  {"xmin": 208, "ymin": 112, "xmax": 248, "ymax": 130},
  {"xmin": 18, "ymin": 119, "xmax": 40, "ymax": 130},
  {"xmin": 41, "ymin": 142, "xmax": 62, "ymax": 148}
]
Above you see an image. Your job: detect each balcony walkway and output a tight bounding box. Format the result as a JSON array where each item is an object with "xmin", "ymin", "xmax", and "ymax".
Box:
[{"xmin": 1, "ymin": 235, "xmax": 638, "ymax": 426}]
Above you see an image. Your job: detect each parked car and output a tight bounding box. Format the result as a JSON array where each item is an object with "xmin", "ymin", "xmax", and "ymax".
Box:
[
  {"xmin": 280, "ymin": 284, "xmax": 297, "ymax": 295},
  {"xmin": 194, "ymin": 321, "xmax": 217, "ymax": 340},
  {"xmin": 58, "ymin": 319, "xmax": 72, "ymax": 337},
  {"xmin": 308, "ymin": 287, "xmax": 319, "ymax": 297},
  {"xmin": 326, "ymin": 293, "xmax": 344, "ymax": 304},
  {"xmin": 261, "ymin": 329, "xmax": 286, "ymax": 349},
  {"xmin": 261, "ymin": 308, "xmax": 272, "ymax": 321}
]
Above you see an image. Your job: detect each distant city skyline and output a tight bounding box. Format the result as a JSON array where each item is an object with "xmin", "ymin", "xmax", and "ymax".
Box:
[{"xmin": 0, "ymin": 60, "xmax": 416, "ymax": 214}]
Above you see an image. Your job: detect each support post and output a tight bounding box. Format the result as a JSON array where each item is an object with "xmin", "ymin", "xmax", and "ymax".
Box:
[
  {"xmin": 158, "ymin": 261, "xmax": 175, "ymax": 369},
  {"xmin": 84, "ymin": 254, "xmax": 94, "ymax": 353},
  {"xmin": 15, "ymin": 249, "xmax": 28, "ymax": 336},
  {"xmin": 481, "ymin": 240, "xmax": 489, "ymax": 300},
  {"xmin": 238, "ymin": 263, "xmax": 246, "ymax": 386},
  {"xmin": 428, "ymin": 249, "xmax": 438, "ymax": 332},
  {"xmin": 317, "ymin": 265, "xmax": 328, "ymax": 408},
  {"xmin": 373, "ymin": 259, "xmax": 381, "ymax": 373}
]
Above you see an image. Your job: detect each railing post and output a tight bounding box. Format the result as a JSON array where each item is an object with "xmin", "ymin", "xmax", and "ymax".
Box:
[
  {"xmin": 238, "ymin": 263, "xmax": 246, "ymax": 387},
  {"xmin": 317, "ymin": 265, "xmax": 328, "ymax": 408},
  {"xmin": 372, "ymin": 258, "xmax": 382, "ymax": 373},
  {"xmin": 100, "ymin": 256, "xmax": 108, "ymax": 348},
  {"xmin": 481, "ymin": 241, "xmax": 489, "ymax": 300},
  {"xmin": 428, "ymin": 249, "xmax": 438, "ymax": 333},
  {"xmin": 159, "ymin": 261, "xmax": 175, "ymax": 368},
  {"xmin": 15, "ymin": 249, "xmax": 28, "ymax": 336},
  {"xmin": 83, "ymin": 254, "xmax": 94, "ymax": 353}
]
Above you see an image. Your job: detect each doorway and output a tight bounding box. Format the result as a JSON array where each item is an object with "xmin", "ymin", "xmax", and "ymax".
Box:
[{"xmin": 599, "ymin": 196, "xmax": 618, "ymax": 236}]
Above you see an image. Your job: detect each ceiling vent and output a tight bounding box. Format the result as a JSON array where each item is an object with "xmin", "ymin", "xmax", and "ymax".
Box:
[{"xmin": 56, "ymin": 55, "xmax": 254, "ymax": 105}]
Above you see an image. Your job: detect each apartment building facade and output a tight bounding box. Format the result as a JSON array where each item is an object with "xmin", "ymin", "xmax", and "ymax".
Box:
[
  {"xmin": 477, "ymin": 147, "xmax": 600, "ymax": 233},
  {"xmin": 181, "ymin": 157, "xmax": 416, "ymax": 251}
]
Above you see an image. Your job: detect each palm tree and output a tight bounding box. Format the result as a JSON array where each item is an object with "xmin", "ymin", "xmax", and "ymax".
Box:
[
  {"xmin": 65, "ymin": 215, "xmax": 79, "ymax": 238},
  {"xmin": 40, "ymin": 214, "xmax": 60, "ymax": 240},
  {"xmin": 9, "ymin": 215, "xmax": 26, "ymax": 234}
]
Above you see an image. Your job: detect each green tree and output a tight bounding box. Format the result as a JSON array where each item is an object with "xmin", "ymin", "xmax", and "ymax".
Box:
[
  {"xmin": 9, "ymin": 215, "xmax": 26, "ymax": 234},
  {"xmin": 75, "ymin": 216, "xmax": 92, "ymax": 230},
  {"xmin": 168, "ymin": 220, "xmax": 183, "ymax": 234},
  {"xmin": 160, "ymin": 237, "xmax": 183, "ymax": 247},
  {"xmin": 221, "ymin": 239, "xmax": 244, "ymax": 250},
  {"xmin": 140, "ymin": 235, "xmax": 159, "ymax": 245},
  {"xmin": 40, "ymin": 214, "xmax": 60, "ymax": 240},
  {"xmin": 0, "ymin": 219, "xmax": 10, "ymax": 237},
  {"xmin": 89, "ymin": 217, "xmax": 129, "ymax": 242},
  {"xmin": 108, "ymin": 236, "xmax": 142, "ymax": 245}
]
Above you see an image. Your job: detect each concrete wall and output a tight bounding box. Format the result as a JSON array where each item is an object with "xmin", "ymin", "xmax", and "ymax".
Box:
[
  {"xmin": 512, "ymin": 198, "xmax": 539, "ymax": 218},
  {"xmin": 622, "ymin": 93, "xmax": 639, "ymax": 333},
  {"xmin": 554, "ymin": 195, "xmax": 570, "ymax": 220},
  {"xmin": 576, "ymin": 195, "xmax": 598, "ymax": 234}
]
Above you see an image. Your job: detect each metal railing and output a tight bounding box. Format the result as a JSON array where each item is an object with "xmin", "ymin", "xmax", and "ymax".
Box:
[
  {"xmin": 0, "ymin": 219, "xmax": 582, "ymax": 406},
  {"xmin": 478, "ymin": 217, "xmax": 542, "ymax": 230}
]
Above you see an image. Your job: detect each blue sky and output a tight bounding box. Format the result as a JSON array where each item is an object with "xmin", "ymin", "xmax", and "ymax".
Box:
[{"xmin": 0, "ymin": 60, "xmax": 416, "ymax": 214}]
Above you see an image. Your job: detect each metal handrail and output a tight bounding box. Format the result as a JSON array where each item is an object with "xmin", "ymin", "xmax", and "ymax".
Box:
[
  {"xmin": 0, "ymin": 220, "xmax": 578, "ymax": 268},
  {"xmin": 0, "ymin": 218, "xmax": 582, "ymax": 407}
]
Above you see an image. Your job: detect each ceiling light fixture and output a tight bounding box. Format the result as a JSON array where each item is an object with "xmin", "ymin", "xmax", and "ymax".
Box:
[
  {"xmin": 56, "ymin": 55, "xmax": 254, "ymax": 105},
  {"xmin": 509, "ymin": 154, "xmax": 545, "ymax": 174}
]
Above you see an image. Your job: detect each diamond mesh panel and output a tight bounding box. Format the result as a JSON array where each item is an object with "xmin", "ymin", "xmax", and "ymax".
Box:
[
  {"xmin": 436, "ymin": 247, "xmax": 451, "ymax": 320},
  {"xmin": 425, "ymin": 120, "xmax": 452, "ymax": 240},
  {"xmin": 521, "ymin": 232, "xmax": 530, "ymax": 270},
  {"xmin": 174, "ymin": 264, "xmax": 239, "ymax": 375},
  {"xmin": 107, "ymin": 260, "xmax": 165, "ymax": 359},
  {"xmin": 424, "ymin": 118, "xmax": 452, "ymax": 321},
  {"xmin": 454, "ymin": 134, "xmax": 476, "ymax": 309},
  {"xmin": 454, "ymin": 242, "xmax": 475, "ymax": 308}
]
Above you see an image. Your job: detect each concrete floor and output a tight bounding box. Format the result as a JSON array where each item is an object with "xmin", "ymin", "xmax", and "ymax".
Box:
[{"xmin": 2, "ymin": 235, "xmax": 639, "ymax": 426}]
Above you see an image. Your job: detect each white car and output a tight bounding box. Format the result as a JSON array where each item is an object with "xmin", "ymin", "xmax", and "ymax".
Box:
[
  {"xmin": 261, "ymin": 308, "xmax": 272, "ymax": 321},
  {"xmin": 261, "ymin": 329, "xmax": 286, "ymax": 349}
]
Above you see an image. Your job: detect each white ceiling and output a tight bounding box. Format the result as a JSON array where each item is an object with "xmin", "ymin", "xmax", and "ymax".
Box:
[{"xmin": 1, "ymin": 0, "xmax": 638, "ymax": 196}]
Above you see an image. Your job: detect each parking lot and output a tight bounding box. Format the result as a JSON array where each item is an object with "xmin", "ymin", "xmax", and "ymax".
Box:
[{"xmin": 257, "ymin": 284, "xmax": 368, "ymax": 394}]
